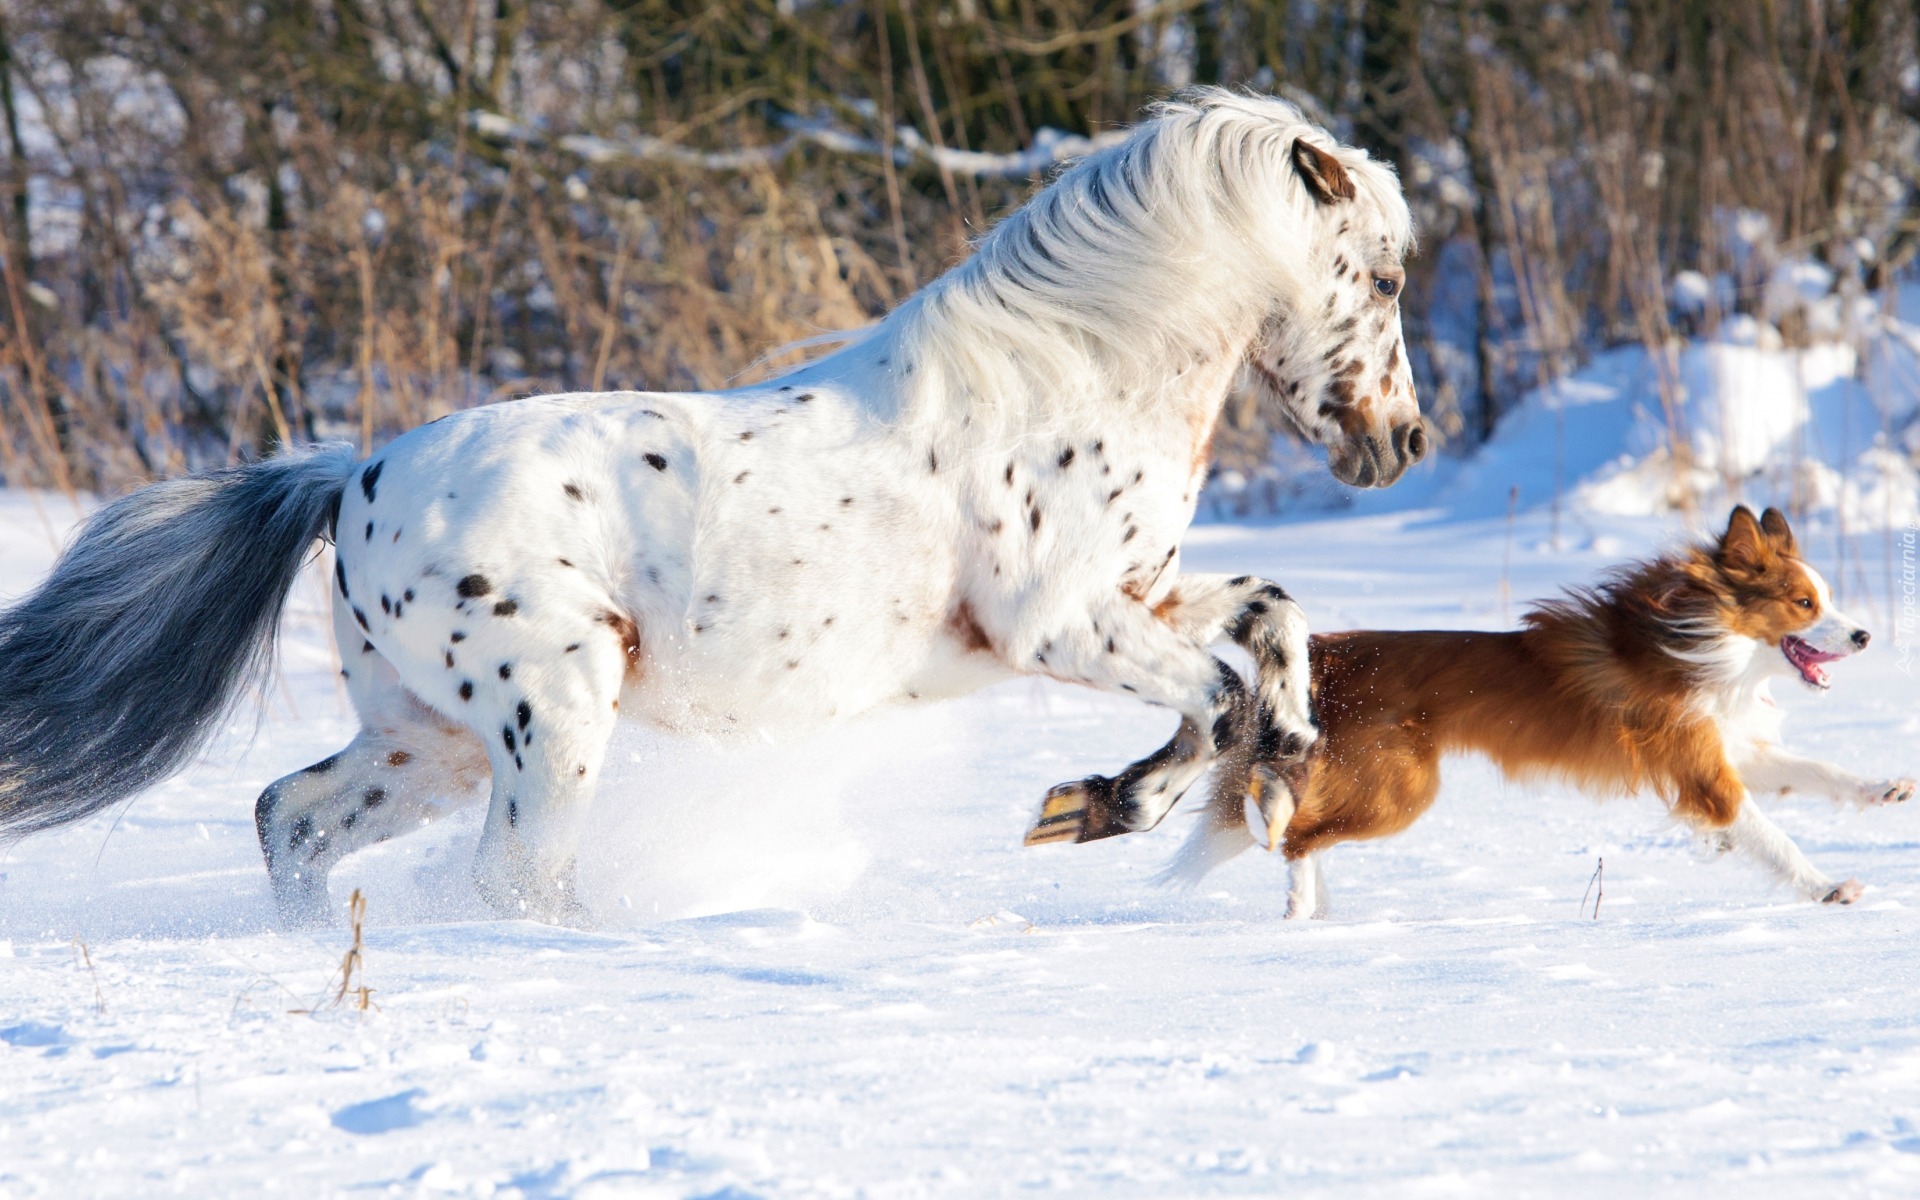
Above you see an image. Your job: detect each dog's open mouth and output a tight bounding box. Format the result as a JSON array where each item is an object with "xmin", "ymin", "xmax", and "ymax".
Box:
[{"xmin": 1781, "ymin": 634, "xmax": 1844, "ymax": 689}]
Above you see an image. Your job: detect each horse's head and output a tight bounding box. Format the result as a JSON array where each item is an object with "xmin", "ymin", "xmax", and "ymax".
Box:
[{"xmin": 1244, "ymin": 136, "xmax": 1424, "ymax": 489}]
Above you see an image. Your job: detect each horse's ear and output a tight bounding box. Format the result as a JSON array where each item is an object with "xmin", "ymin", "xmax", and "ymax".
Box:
[
  {"xmin": 1290, "ymin": 138, "xmax": 1356, "ymax": 205},
  {"xmin": 1759, "ymin": 506, "xmax": 1797, "ymax": 555}
]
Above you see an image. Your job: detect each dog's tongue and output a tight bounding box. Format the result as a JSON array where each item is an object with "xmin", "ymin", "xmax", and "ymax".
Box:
[{"xmin": 1782, "ymin": 636, "xmax": 1839, "ymax": 688}]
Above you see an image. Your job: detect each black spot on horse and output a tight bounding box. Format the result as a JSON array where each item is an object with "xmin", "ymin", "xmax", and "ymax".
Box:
[
  {"xmin": 517, "ymin": 701, "xmax": 532, "ymax": 731},
  {"xmin": 288, "ymin": 814, "xmax": 314, "ymax": 849},
  {"xmin": 459, "ymin": 680, "xmax": 474, "ymax": 700},
  {"xmin": 450, "ymin": 631, "xmax": 466, "ymax": 642},
  {"xmin": 502, "ymin": 726, "xmax": 515, "ymax": 752},
  {"xmin": 365, "ymin": 521, "xmax": 373, "ymax": 542},
  {"xmin": 739, "ymin": 431, "xmax": 754, "ymax": 442},
  {"xmin": 1030, "ymin": 507, "xmax": 1042, "ymax": 533},
  {"xmin": 335, "ymin": 557, "xmax": 350, "ymax": 598},
  {"xmin": 361, "ymin": 640, "xmax": 374, "ymax": 654},
  {"xmin": 840, "ymin": 496, "xmax": 853, "ymax": 506},
  {"xmin": 360, "ymin": 461, "xmax": 383, "ymax": 503},
  {"xmin": 445, "ymin": 650, "xmax": 455, "ymax": 668},
  {"xmin": 1105, "ymin": 637, "xmax": 1116, "ymax": 653},
  {"xmin": 303, "ymin": 755, "xmax": 339, "ymax": 775},
  {"xmin": 565, "ymin": 643, "xmax": 580, "ymax": 653},
  {"xmin": 380, "ymin": 594, "xmax": 392, "ymax": 615},
  {"xmin": 341, "ymin": 809, "xmax": 360, "ymax": 831},
  {"xmin": 1004, "ymin": 463, "xmax": 1014, "ymax": 486},
  {"xmin": 363, "ymin": 786, "xmax": 387, "ymax": 809},
  {"xmin": 1058, "ymin": 446, "xmax": 1075, "ymax": 469},
  {"xmin": 457, "ymin": 574, "xmax": 491, "ymax": 598},
  {"xmin": 499, "ymin": 664, "xmax": 512, "ymax": 680},
  {"xmin": 493, "ymin": 599, "xmax": 519, "ymax": 617},
  {"xmin": 353, "ymin": 607, "xmax": 369, "ymax": 631},
  {"xmin": 507, "ymin": 799, "xmax": 518, "ymax": 826},
  {"xmin": 928, "ymin": 448, "xmax": 939, "ymax": 473},
  {"xmin": 564, "ymin": 482, "xmax": 584, "ymax": 501},
  {"xmin": 645, "ymin": 453, "xmax": 668, "ymax": 471},
  {"xmin": 1122, "ymin": 526, "xmax": 1137, "ymax": 542}
]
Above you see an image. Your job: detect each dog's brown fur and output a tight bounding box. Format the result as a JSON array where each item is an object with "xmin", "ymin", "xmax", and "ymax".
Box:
[{"xmin": 1266, "ymin": 507, "xmax": 1834, "ymax": 861}]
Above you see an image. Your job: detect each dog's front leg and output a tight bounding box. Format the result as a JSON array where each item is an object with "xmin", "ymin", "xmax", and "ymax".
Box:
[
  {"xmin": 1721, "ymin": 798, "xmax": 1860, "ymax": 904},
  {"xmin": 1740, "ymin": 746, "xmax": 1916, "ymax": 809}
]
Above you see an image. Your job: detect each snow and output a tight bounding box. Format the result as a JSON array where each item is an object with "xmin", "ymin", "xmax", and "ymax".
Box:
[{"xmin": 4, "ymin": 479, "xmax": 1920, "ymax": 1197}]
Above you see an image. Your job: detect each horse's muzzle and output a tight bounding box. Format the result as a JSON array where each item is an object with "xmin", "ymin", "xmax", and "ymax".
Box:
[{"xmin": 1330, "ymin": 420, "xmax": 1427, "ymax": 489}]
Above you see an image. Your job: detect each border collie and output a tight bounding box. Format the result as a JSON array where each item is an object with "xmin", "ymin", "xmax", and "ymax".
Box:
[{"xmin": 1172, "ymin": 506, "xmax": 1913, "ymax": 918}]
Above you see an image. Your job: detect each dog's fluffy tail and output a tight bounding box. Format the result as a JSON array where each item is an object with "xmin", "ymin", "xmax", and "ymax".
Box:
[{"xmin": 0, "ymin": 444, "xmax": 358, "ymax": 836}]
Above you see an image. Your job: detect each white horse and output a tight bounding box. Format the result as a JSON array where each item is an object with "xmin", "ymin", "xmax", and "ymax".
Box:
[{"xmin": 0, "ymin": 89, "xmax": 1421, "ymax": 924}]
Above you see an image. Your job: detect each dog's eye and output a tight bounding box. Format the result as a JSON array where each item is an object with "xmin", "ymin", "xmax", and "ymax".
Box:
[
  {"xmin": 1796, "ymin": 597, "xmax": 1814, "ymax": 609},
  {"xmin": 1372, "ymin": 277, "xmax": 1399, "ymax": 299}
]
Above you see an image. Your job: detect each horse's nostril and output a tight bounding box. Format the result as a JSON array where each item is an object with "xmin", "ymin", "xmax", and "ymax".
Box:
[
  {"xmin": 1406, "ymin": 424, "xmax": 1428, "ymax": 462},
  {"xmin": 1852, "ymin": 629, "xmax": 1870, "ymax": 649}
]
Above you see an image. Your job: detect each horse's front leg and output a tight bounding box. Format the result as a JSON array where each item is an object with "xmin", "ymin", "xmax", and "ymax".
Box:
[
  {"xmin": 1152, "ymin": 573, "xmax": 1316, "ymax": 761},
  {"xmin": 1020, "ymin": 574, "xmax": 1315, "ymax": 847}
]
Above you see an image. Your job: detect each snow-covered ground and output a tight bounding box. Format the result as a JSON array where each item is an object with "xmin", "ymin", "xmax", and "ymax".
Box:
[{"xmin": 3, "ymin": 479, "xmax": 1919, "ymax": 1198}]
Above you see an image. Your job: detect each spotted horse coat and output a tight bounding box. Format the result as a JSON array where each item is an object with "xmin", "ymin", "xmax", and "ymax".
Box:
[{"xmin": 0, "ymin": 89, "xmax": 1423, "ymax": 924}]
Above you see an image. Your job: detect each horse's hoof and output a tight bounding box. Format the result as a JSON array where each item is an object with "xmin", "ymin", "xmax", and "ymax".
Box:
[
  {"xmin": 1822, "ymin": 879, "xmax": 1863, "ymax": 905},
  {"xmin": 1023, "ymin": 777, "xmax": 1124, "ymax": 845}
]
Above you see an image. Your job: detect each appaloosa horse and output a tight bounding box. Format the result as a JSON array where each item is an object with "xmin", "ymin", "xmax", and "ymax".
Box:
[{"xmin": 0, "ymin": 89, "xmax": 1422, "ymax": 924}]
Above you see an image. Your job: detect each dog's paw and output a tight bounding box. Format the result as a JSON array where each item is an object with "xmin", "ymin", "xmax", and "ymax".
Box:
[
  {"xmin": 1867, "ymin": 778, "xmax": 1917, "ymax": 806},
  {"xmin": 1821, "ymin": 879, "xmax": 1864, "ymax": 905}
]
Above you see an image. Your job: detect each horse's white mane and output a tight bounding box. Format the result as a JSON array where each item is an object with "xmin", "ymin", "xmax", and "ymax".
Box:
[{"xmin": 783, "ymin": 87, "xmax": 1412, "ymax": 443}]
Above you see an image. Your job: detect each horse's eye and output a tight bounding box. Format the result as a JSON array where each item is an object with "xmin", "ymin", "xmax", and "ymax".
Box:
[
  {"xmin": 1373, "ymin": 276, "xmax": 1399, "ymax": 299},
  {"xmin": 1797, "ymin": 597, "xmax": 1814, "ymax": 609}
]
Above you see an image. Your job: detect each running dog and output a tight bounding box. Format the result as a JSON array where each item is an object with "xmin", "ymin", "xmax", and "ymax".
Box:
[{"xmin": 1170, "ymin": 506, "xmax": 1914, "ymax": 917}]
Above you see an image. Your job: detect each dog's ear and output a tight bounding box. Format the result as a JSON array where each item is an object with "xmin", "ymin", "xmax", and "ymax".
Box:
[
  {"xmin": 1720, "ymin": 506, "xmax": 1769, "ymax": 574},
  {"xmin": 1759, "ymin": 506, "xmax": 1797, "ymax": 555},
  {"xmin": 1291, "ymin": 139, "xmax": 1355, "ymax": 205}
]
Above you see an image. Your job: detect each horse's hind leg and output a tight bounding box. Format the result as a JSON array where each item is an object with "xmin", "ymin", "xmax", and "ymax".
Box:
[
  {"xmin": 255, "ymin": 622, "xmax": 488, "ymax": 925},
  {"xmin": 255, "ymin": 717, "xmax": 488, "ymax": 924},
  {"xmin": 465, "ymin": 635, "xmax": 629, "ymax": 924}
]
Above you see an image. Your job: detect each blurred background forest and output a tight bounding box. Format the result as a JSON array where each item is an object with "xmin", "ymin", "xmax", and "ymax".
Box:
[{"xmin": 1, "ymin": 0, "xmax": 1918, "ymax": 502}]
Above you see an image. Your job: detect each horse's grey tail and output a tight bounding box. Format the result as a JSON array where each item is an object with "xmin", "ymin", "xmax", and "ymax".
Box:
[{"xmin": 0, "ymin": 443, "xmax": 359, "ymax": 836}]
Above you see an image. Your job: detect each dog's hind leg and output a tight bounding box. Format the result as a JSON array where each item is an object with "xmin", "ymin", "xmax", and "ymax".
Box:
[
  {"xmin": 1720, "ymin": 799, "xmax": 1859, "ymax": 904},
  {"xmin": 1285, "ymin": 851, "xmax": 1321, "ymax": 920}
]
